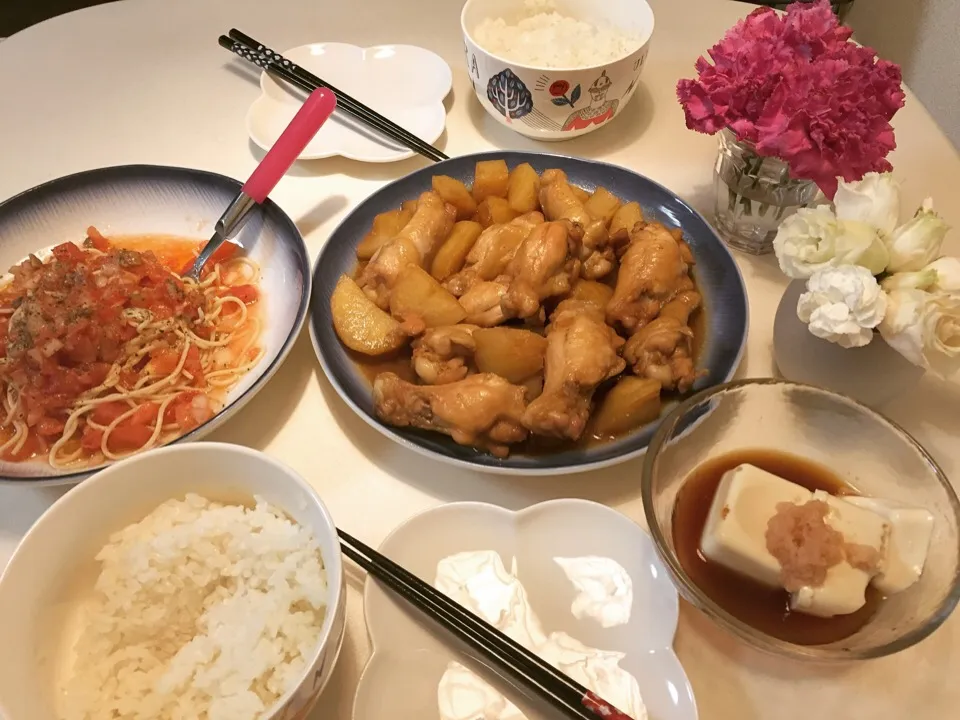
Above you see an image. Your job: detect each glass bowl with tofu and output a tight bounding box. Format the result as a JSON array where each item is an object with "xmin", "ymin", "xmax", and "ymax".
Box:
[{"xmin": 641, "ymin": 378, "xmax": 960, "ymax": 660}]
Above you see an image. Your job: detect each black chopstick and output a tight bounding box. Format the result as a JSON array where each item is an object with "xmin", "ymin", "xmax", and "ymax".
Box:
[
  {"xmin": 338, "ymin": 529, "xmax": 632, "ymax": 720},
  {"xmin": 220, "ymin": 31, "xmax": 448, "ymax": 163}
]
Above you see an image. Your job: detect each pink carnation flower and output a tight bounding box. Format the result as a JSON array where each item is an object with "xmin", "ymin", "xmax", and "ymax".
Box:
[{"xmin": 676, "ymin": 0, "xmax": 905, "ymax": 198}]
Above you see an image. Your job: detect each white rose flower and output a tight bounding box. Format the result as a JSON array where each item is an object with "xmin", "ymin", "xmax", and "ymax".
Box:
[
  {"xmin": 884, "ymin": 198, "xmax": 950, "ymax": 272},
  {"xmin": 797, "ymin": 265, "xmax": 888, "ymax": 348},
  {"xmin": 880, "ymin": 257, "xmax": 960, "ymax": 292},
  {"xmin": 774, "ymin": 206, "xmax": 889, "ymax": 279},
  {"xmin": 879, "ymin": 289, "xmax": 960, "ymax": 377},
  {"xmin": 924, "ymin": 257, "xmax": 960, "ymax": 292},
  {"xmin": 834, "ymin": 172, "xmax": 901, "ymax": 236}
]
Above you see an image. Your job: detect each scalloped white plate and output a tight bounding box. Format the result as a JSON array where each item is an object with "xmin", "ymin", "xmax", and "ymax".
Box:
[
  {"xmin": 353, "ymin": 500, "xmax": 697, "ymax": 720},
  {"xmin": 246, "ymin": 43, "xmax": 451, "ymax": 163}
]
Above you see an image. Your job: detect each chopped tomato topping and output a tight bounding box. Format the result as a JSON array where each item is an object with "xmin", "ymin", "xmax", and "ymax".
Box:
[
  {"xmin": 178, "ymin": 241, "xmax": 241, "ymax": 276},
  {"xmin": 85, "ymin": 226, "xmax": 110, "ymax": 252},
  {"xmin": 0, "ymin": 234, "xmax": 259, "ymax": 466},
  {"xmin": 107, "ymin": 424, "xmax": 153, "ymax": 451},
  {"xmin": 51, "ymin": 241, "xmax": 86, "ymax": 265},
  {"xmin": 150, "ymin": 349, "xmax": 181, "ymax": 376},
  {"xmin": 36, "ymin": 417, "xmax": 66, "ymax": 437},
  {"xmin": 92, "ymin": 402, "xmax": 129, "ymax": 426},
  {"xmin": 127, "ymin": 402, "xmax": 159, "ymax": 427},
  {"xmin": 81, "ymin": 425, "xmax": 104, "ymax": 451},
  {"xmin": 182, "ymin": 345, "xmax": 204, "ymax": 386}
]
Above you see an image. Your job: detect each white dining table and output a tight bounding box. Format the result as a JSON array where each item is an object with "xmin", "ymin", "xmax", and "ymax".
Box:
[{"xmin": 1, "ymin": 0, "xmax": 959, "ymax": 718}]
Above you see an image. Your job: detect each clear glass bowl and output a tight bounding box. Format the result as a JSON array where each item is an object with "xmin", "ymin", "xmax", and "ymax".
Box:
[{"xmin": 641, "ymin": 378, "xmax": 960, "ymax": 661}]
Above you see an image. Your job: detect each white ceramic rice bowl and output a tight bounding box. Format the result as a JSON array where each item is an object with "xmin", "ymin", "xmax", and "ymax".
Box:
[
  {"xmin": 461, "ymin": 0, "xmax": 654, "ymax": 140},
  {"xmin": 0, "ymin": 442, "xmax": 346, "ymax": 720}
]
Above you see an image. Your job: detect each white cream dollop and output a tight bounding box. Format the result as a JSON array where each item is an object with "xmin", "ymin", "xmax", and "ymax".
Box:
[
  {"xmin": 553, "ymin": 556, "xmax": 633, "ymax": 628},
  {"xmin": 435, "ymin": 551, "xmax": 646, "ymax": 720},
  {"xmin": 796, "ymin": 265, "xmax": 888, "ymax": 348}
]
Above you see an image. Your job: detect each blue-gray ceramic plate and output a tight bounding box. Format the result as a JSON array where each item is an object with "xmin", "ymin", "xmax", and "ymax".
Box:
[
  {"xmin": 0, "ymin": 165, "xmax": 310, "ymax": 484},
  {"xmin": 310, "ymin": 151, "xmax": 748, "ymax": 475}
]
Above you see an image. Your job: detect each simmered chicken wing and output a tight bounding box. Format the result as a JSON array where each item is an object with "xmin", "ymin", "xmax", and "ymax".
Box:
[
  {"xmin": 359, "ymin": 191, "xmax": 456, "ymax": 307},
  {"xmin": 501, "ymin": 221, "xmax": 581, "ymax": 320},
  {"xmin": 606, "ymin": 222, "xmax": 689, "ymax": 333},
  {"xmin": 521, "ymin": 299, "xmax": 625, "ymax": 441},
  {"xmin": 335, "ymin": 160, "xmax": 710, "ymax": 461},
  {"xmin": 373, "ymin": 371, "xmax": 528, "ymax": 456},
  {"xmin": 412, "ymin": 324, "xmax": 479, "ymax": 385},
  {"xmin": 443, "ymin": 212, "xmax": 543, "ymax": 296},
  {"xmin": 539, "ymin": 169, "xmax": 614, "ymax": 280},
  {"xmin": 623, "ymin": 290, "xmax": 702, "ymax": 392},
  {"xmin": 459, "ymin": 281, "xmax": 510, "ymax": 327}
]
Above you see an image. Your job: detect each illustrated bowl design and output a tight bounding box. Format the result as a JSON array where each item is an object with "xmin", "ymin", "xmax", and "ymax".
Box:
[{"xmin": 461, "ymin": 0, "xmax": 655, "ymax": 141}]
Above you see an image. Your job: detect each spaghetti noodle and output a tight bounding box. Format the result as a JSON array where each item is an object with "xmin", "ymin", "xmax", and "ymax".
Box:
[{"xmin": 0, "ymin": 227, "xmax": 264, "ymax": 469}]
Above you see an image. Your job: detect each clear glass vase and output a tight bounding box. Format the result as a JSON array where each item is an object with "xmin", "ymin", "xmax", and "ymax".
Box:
[{"xmin": 712, "ymin": 129, "xmax": 820, "ymax": 255}]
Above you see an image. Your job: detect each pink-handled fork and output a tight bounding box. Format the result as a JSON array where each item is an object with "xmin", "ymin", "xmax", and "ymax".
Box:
[{"xmin": 185, "ymin": 87, "xmax": 336, "ymax": 280}]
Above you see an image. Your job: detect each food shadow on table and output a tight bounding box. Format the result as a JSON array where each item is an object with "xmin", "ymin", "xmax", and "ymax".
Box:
[
  {"xmin": 313, "ymin": 358, "xmax": 745, "ymax": 513},
  {"xmin": 676, "ymin": 601, "xmax": 853, "ymax": 686},
  {"xmin": 251, "ymin": 136, "xmax": 440, "ymax": 182},
  {"xmin": 881, "ymin": 378, "xmax": 960, "ymax": 464},
  {"xmin": 296, "ymin": 194, "xmax": 352, "ymax": 238},
  {"xmin": 314, "ymin": 365, "xmax": 634, "ymax": 508},
  {"xmin": 465, "ymin": 82, "xmax": 655, "ymax": 157}
]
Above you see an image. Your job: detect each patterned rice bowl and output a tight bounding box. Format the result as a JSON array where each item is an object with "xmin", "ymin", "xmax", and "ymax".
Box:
[{"xmin": 461, "ymin": 0, "xmax": 654, "ymax": 141}]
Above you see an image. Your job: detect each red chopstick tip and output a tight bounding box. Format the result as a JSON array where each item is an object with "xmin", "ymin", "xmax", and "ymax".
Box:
[{"xmin": 582, "ymin": 691, "xmax": 632, "ymax": 719}]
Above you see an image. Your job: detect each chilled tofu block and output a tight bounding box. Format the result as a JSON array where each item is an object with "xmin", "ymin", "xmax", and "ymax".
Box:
[
  {"xmin": 700, "ymin": 464, "xmax": 813, "ymax": 589},
  {"xmin": 788, "ymin": 491, "xmax": 890, "ymax": 617},
  {"xmin": 791, "ymin": 562, "xmax": 873, "ymax": 617},
  {"xmin": 844, "ymin": 496, "xmax": 934, "ymax": 594}
]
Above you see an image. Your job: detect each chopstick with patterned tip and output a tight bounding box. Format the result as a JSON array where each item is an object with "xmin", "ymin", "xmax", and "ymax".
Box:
[
  {"xmin": 337, "ymin": 528, "xmax": 633, "ymax": 720},
  {"xmin": 219, "ymin": 31, "xmax": 448, "ymax": 163}
]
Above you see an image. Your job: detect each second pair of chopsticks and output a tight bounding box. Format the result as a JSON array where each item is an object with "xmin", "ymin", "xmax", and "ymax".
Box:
[
  {"xmin": 219, "ymin": 30, "xmax": 448, "ymax": 163},
  {"xmin": 338, "ymin": 529, "xmax": 632, "ymax": 720}
]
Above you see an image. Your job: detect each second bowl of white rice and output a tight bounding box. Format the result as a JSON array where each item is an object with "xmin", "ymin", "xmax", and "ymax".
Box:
[
  {"xmin": 462, "ymin": 0, "xmax": 654, "ymax": 140},
  {"xmin": 0, "ymin": 442, "xmax": 346, "ymax": 720}
]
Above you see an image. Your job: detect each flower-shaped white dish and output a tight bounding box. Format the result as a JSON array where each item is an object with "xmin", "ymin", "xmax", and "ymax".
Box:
[
  {"xmin": 247, "ymin": 43, "xmax": 451, "ymax": 163},
  {"xmin": 353, "ymin": 500, "xmax": 697, "ymax": 720}
]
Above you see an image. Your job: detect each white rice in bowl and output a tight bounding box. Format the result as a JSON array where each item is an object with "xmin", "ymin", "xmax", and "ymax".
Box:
[
  {"xmin": 59, "ymin": 494, "xmax": 328, "ymax": 720},
  {"xmin": 473, "ymin": 0, "xmax": 641, "ymax": 68}
]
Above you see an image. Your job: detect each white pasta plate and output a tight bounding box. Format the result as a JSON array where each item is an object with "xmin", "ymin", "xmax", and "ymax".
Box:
[
  {"xmin": 353, "ymin": 500, "xmax": 698, "ymax": 720},
  {"xmin": 246, "ymin": 43, "xmax": 452, "ymax": 163},
  {"xmin": 0, "ymin": 165, "xmax": 310, "ymax": 484}
]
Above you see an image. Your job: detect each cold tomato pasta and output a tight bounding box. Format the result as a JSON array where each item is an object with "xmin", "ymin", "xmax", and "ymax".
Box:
[{"xmin": 0, "ymin": 227, "xmax": 263, "ymax": 469}]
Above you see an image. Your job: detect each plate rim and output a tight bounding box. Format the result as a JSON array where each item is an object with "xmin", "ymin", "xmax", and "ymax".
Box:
[
  {"xmin": 309, "ymin": 149, "xmax": 749, "ymax": 476},
  {"xmin": 353, "ymin": 498, "xmax": 698, "ymax": 720},
  {"xmin": 0, "ymin": 163, "xmax": 311, "ymax": 485}
]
